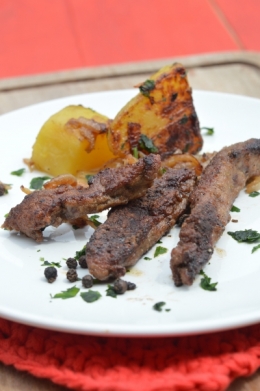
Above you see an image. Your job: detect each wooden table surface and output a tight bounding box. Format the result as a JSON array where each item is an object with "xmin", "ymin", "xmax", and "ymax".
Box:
[{"xmin": 1, "ymin": 51, "xmax": 260, "ymax": 391}]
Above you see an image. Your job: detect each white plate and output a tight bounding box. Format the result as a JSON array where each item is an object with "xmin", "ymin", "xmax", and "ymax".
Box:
[{"xmin": 1, "ymin": 89, "xmax": 260, "ymax": 337}]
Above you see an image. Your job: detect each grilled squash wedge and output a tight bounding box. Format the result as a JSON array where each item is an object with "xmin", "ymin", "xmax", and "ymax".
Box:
[
  {"xmin": 108, "ymin": 63, "xmax": 203, "ymax": 157},
  {"xmin": 31, "ymin": 105, "xmax": 117, "ymax": 176}
]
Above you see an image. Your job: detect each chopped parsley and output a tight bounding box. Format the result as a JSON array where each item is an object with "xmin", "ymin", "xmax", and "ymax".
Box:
[
  {"xmin": 132, "ymin": 147, "xmax": 139, "ymax": 159},
  {"xmin": 75, "ymin": 245, "xmax": 86, "ymax": 260},
  {"xmin": 153, "ymin": 301, "xmax": 166, "ymax": 312},
  {"xmin": 154, "ymin": 246, "xmax": 168, "ymax": 257},
  {"xmin": 249, "ymin": 191, "xmax": 260, "ymax": 197},
  {"xmin": 80, "ymin": 290, "xmax": 102, "ymax": 303},
  {"xmin": 40, "ymin": 259, "xmax": 61, "ymax": 268},
  {"xmin": 89, "ymin": 215, "xmax": 101, "ymax": 227},
  {"xmin": 51, "ymin": 286, "xmax": 80, "ymax": 300},
  {"xmin": 199, "ymin": 270, "xmax": 218, "ymax": 291},
  {"xmin": 159, "ymin": 167, "xmax": 167, "ymax": 175},
  {"xmin": 227, "ymin": 229, "xmax": 260, "ymax": 243},
  {"xmin": 11, "ymin": 168, "xmax": 26, "ymax": 176},
  {"xmin": 230, "ymin": 205, "xmax": 240, "ymax": 212},
  {"xmin": 139, "ymin": 79, "xmax": 155, "ymax": 97},
  {"xmin": 138, "ymin": 134, "xmax": 158, "ymax": 153},
  {"xmin": 252, "ymin": 244, "xmax": 260, "ymax": 254},
  {"xmin": 201, "ymin": 127, "xmax": 214, "ymax": 135},
  {"xmin": 86, "ymin": 174, "xmax": 94, "ymax": 182},
  {"xmin": 144, "ymin": 257, "xmax": 152, "ymax": 261},
  {"xmin": 30, "ymin": 176, "xmax": 51, "ymax": 189},
  {"xmin": 106, "ymin": 285, "xmax": 117, "ymax": 298}
]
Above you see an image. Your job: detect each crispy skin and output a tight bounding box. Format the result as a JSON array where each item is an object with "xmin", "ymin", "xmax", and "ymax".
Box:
[
  {"xmin": 2, "ymin": 154, "xmax": 160, "ymax": 242},
  {"xmin": 86, "ymin": 168, "xmax": 196, "ymax": 280},
  {"xmin": 171, "ymin": 138, "xmax": 260, "ymax": 286}
]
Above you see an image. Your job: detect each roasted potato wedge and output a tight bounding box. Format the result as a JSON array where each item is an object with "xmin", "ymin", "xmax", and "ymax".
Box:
[
  {"xmin": 30, "ymin": 105, "xmax": 117, "ymax": 176},
  {"xmin": 108, "ymin": 63, "xmax": 203, "ymax": 157}
]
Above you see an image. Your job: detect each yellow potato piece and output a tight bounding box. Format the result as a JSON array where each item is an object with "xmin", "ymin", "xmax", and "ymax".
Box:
[
  {"xmin": 108, "ymin": 63, "xmax": 203, "ymax": 157},
  {"xmin": 31, "ymin": 105, "xmax": 117, "ymax": 176}
]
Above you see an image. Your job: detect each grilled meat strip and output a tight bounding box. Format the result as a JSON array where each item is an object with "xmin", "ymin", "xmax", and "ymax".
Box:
[
  {"xmin": 2, "ymin": 154, "xmax": 160, "ymax": 242},
  {"xmin": 86, "ymin": 167, "xmax": 196, "ymax": 280},
  {"xmin": 171, "ymin": 138, "xmax": 260, "ymax": 286}
]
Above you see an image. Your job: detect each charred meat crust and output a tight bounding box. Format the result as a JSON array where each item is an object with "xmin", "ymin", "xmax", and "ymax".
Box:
[
  {"xmin": 2, "ymin": 154, "xmax": 161, "ymax": 242},
  {"xmin": 86, "ymin": 168, "xmax": 196, "ymax": 281},
  {"xmin": 171, "ymin": 138, "xmax": 260, "ymax": 286}
]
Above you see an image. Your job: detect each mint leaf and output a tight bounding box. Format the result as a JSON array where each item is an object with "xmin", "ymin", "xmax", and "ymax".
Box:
[
  {"xmin": 75, "ymin": 245, "xmax": 86, "ymax": 260},
  {"xmin": 139, "ymin": 79, "xmax": 155, "ymax": 97},
  {"xmin": 30, "ymin": 176, "xmax": 51, "ymax": 189},
  {"xmin": 89, "ymin": 215, "xmax": 101, "ymax": 227},
  {"xmin": 199, "ymin": 270, "xmax": 218, "ymax": 291},
  {"xmin": 106, "ymin": 285, "xmax": 117, "ymax": 298},
  {"xmin": 201, "ymin": 127, "xmax": 214, "ymax": 135},
  {"xmin": 139, "ymin": 134, "xmax": 158, "ymax": 153},
  {"xmin": 80, "ymin": 290, "xmax": 101, "ymax": 303},
  {"xmin": 252, "ymin": 244, "xmax": 260, "ymax": 254},
  {"xmin": 249, "ymin": 191, "xmax": 260, "ymax": 197},
  {"xmin": 52, "ymin": 286, "xmax": 80, "ymax": 299},
  {"xmin": 231, "ymin": 205, "xmax": 240, "ymax": 212},
  {"xmin": 228, "ymin": 229, "xmax": 260, "ymax": 243},
  {"xmin": 154, "ymin": 246, "xmax": 168, "ymax": 257},
  {"xmin": 11, "ymin": 168, "xmax": 26, "ymax": 176},
  {"xmin": 153, "ymin": 302, "xmax": 166, "ymax": 312}
]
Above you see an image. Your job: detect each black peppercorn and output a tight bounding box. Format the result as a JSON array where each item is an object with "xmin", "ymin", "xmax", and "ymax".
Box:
[
  {"xmin": 44, "ymin": 266, "xmax": 57, "ymax": 283},
  {"xmin": 82, "ymin": 275, "xmax": 94, "ymax": 288},
  {"xmin": 67, "ymin": 269, "xmax": 78, "ymax": 282},
  {"xmin": 78, "ymin": 255, "xmax": 88, "ymax": 268},
  {"xmin": 127, "ymin": 281, "xmax": 136, "ymax": 290},
  {"xmin": 66, "ymin": 257, "xmax": 78, "ymax": 269},
  {"xmin": 113, "ymin": 278, "xmax": 128, "ymax": 294}
]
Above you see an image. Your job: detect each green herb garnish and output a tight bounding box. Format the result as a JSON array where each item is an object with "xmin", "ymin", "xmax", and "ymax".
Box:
[
  {"xmin": 138, "ymin": 134, "xmax": 158, "ymax": 153},
  {"xmin": 201, "ymin": 127, "xmax": 214, "ymax": 135},
  {"xmin": 52, "ymin": 286, "xmax": 80, "ymax": 300},
  {"xmin": 132, "ymin": 147, "xmax": 139, "ymax": 159},
  {"xmin": 144, "ymin": 257, "xmax": 152, "ymax": 261},
  {"xmin": 252, "ymin": 244, "xmax": 260, "ymax": 254},
  {"xmin": 11, "ymin": 168, "xmax": 26, "ymax": 176},
  {"xmin": 231, "ymin": 205, "xmax": 240, "ymax": 212},
  {"xmin": 154, "ymin": 246, "xmax": 168, "ymax": 257},
  {"xmin": 139, "ymin": 79, "xmax": 155, "ymax": 97},
  {"xmin": 75, "ymin": 245, "xmax": 86, "ymax": 260},
  {"xmin": 41, "ymin": 260, "xmax": 61, "ymax": 268},
  {"xmin": 80, "ymin": 290, "xmax": 102, "ymax": 303},
  {"xmin": 199, "ymin": 270, "xmax": 218, "ymax": 291},
  {"xmin": 106, "ymin": 285, "xmax": 117, "ymax": 298},
  {"xmin": 86, "ymin": 174, "xmax": 94, "ymax": 182},
  {"xmin": 153, "ymin": 301, "xmax": 166, "ymax": 312},
  {"xmin": 249, "ymin": 191, "xmax": 260, "ymax": 197},
  {"xmin": 89, "ymin": 215, "xmax": 101, "ymax": 227},
  {"xmin": 227, "ymin": 229, "xmax": 260, "ymax": 243},
  {"xmin": 30, "ymin": 176, "xmax": 51, "ymax": 189}
]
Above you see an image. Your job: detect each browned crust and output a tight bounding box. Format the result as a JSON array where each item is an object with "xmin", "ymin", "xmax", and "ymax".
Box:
[
  {"xmin": 86, "ymin": 167, "xmax": 196, "ymax": 280},
  {"xmin": 2, "ymin": 154, "xmax": 161, "ymax": 242},
  {"xmin": 171, "ymin": 138, "xmax": 260, "ymax": 286}
]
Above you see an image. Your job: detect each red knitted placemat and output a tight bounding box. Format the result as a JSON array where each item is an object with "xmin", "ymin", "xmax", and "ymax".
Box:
[{"xmin": 1, "ymin": 318, "xmax": 260, "ymax": 391}]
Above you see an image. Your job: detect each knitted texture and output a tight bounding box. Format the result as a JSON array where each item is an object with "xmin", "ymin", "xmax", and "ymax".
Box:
[{"xmin": 1, "ymin": 318, "xmax": 260, "ymax": 391}]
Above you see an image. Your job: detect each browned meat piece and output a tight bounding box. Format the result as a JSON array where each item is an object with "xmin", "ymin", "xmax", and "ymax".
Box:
[
  {"xmin": 2, "ymin": 154, "xmax": 160, "ymax": 242},
  {"xmin": 171, "ymin": 138, "xmax": 260, "ymax": 286},
  {"xmin": 86, "ymin": 167, "xmax": 196, "ymax": 280}
]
